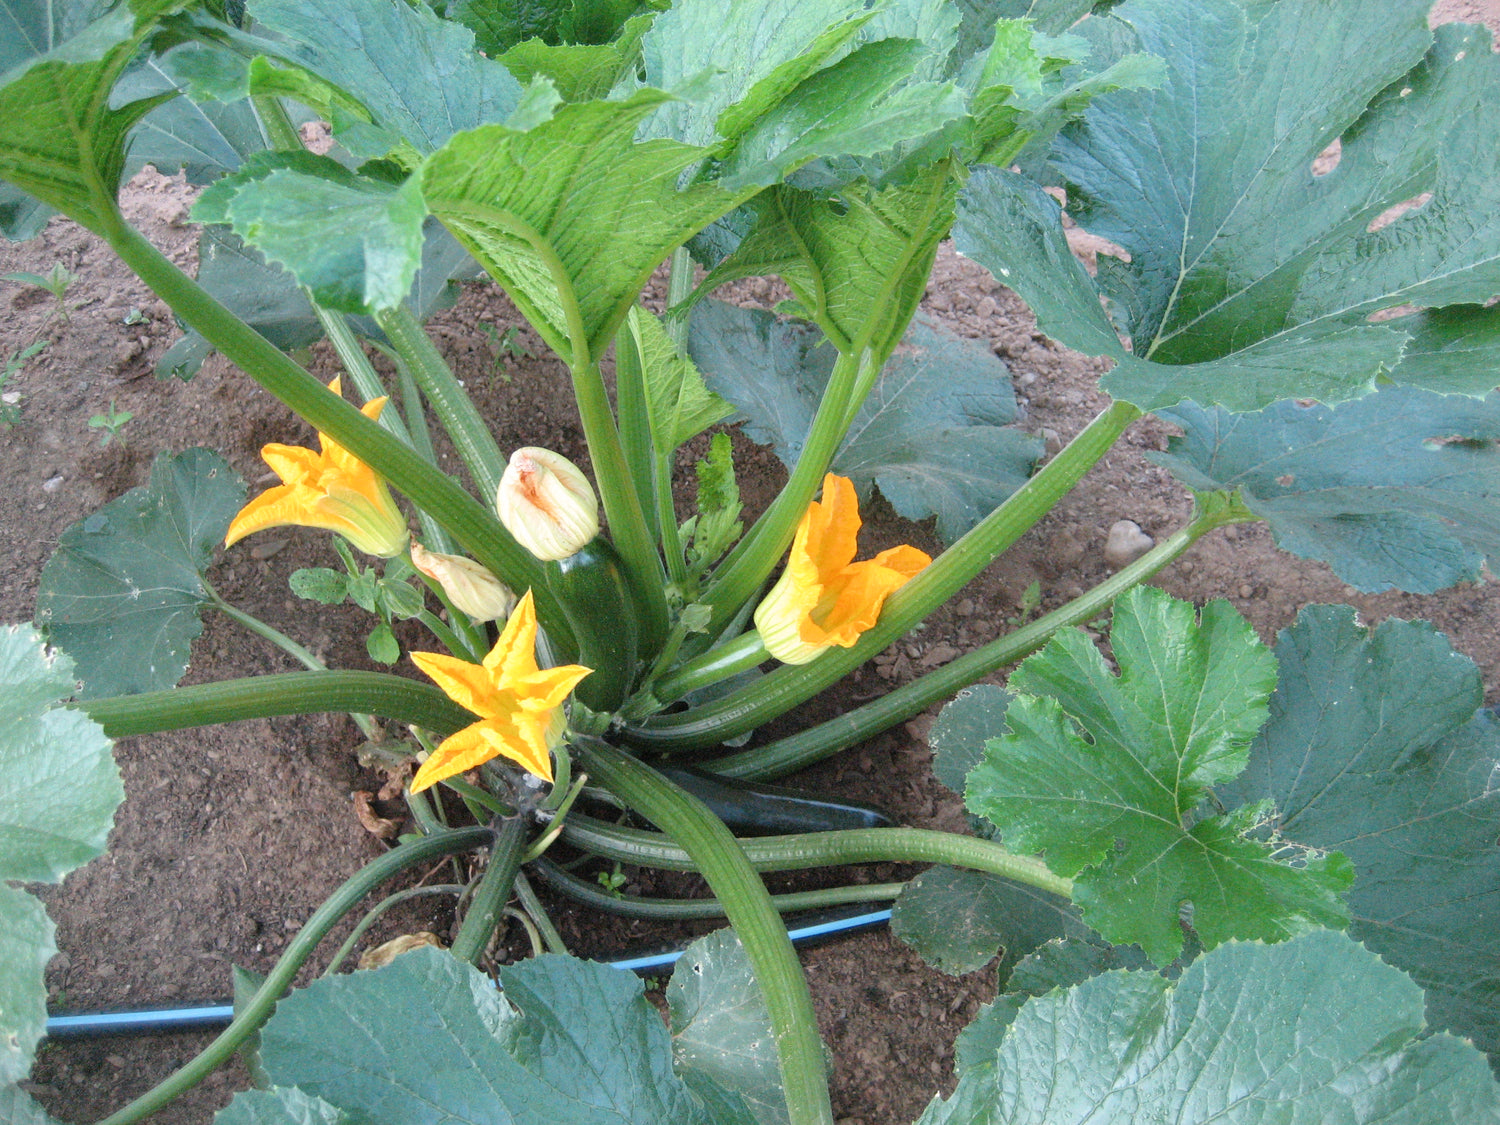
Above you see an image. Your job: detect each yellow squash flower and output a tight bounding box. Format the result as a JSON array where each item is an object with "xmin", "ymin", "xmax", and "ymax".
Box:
[
  {"xmin": 409, "ymin": 590, "xmax": 591, "ymax": 791},
  {"xmin": 754, "ymin": 473, "xmax": 931, "ymax": 665},
  {"xmin": 225, "ymin": 378, "xmax": 407, "ymax": 558}
]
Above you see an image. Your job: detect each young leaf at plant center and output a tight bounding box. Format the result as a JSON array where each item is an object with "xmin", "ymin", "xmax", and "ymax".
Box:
[
  {"xmin": 1218, "ymin": 606, "xmax": 1500, "ymax": 1064},
  {"xmin": 0, "ymin": 0, "xmax": 192, "ymax": 235},
  {"xmin": 421, "ymin": 89, "xmax": 739, "ymax": 365},
  {"xmin": 0, "ymin": 626, "xmax": 122, "ymax": 1086},
  {"xmin": 218, "ymin": 0, "xmax": 529, "ymax": 163},
  {"xmin": 1155, "ymin": 387, "xmax": 1500, "ymax": 595},
  {"xmin": 966, "ymin": 586, "xmax": 1351, "ymax": 964},
  {"xmin": 193, "ymin": 151, "xmax": 428, "ymax": 315},
  {"xmin": 695, "ymin": 163, "xmax": 958, "ymax": 360},
  {"xmin": 627, "ymin": 305, "xmax": 734, "ymax": 454},
  {"xmin": 224, "ymin": 946, "xmax": 756, "ymax": 1125},
  {"xmin": 691, "ymin": 302, "xmax": 1040, "ymax": 543},
  {"xmin": 289, "ymin": 567, "xmax": 348, "ymax": 606},
  {"xmin": 668, "ymin": 928, "xmax": 785, "ymax": 1125},
  {"xmin": 953, "ymin": 3, "xmax": 1500, "ymax": 412},
  {"xmin": 919, "ymin": 930, "xmax": 1500, "ymax": 1125},
  {"xmin": 34, "ymin": 449, "xmax": 246, "ymax": 699},
  {"xmin": 890, "ymin": 866, "xmax": 1091, "ymax": 977},
  {"xmin": 682, "ymin": 434, "xmax": 744, "ymax": 578}
]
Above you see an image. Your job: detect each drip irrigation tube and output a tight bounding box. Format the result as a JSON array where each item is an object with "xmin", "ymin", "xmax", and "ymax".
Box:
[{"xmin": 43, "ymin": 908, "xmax": 894, "ymax": 1038}]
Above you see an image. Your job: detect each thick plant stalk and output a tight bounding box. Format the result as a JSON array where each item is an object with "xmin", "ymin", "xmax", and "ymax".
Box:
[
  {"xmin": 560, "ymin": 816, "xmax": 1072, "ymax": 898},
  {"xmin": 90, "ymin": 207, "xmax": 573, "ymax": 649},
  {"xmin": 626, "ymin": 400, "xmax": 1143, "ymax": 751},
  {"xmin": 576, "ymin": 739, "xmax": 835, "ymax": 1125},
  {"xmin": 710, "ymin": 496, "xmax": 1255, "ymax": 780},
  {"xmin": 78, "ymin": 670, "xmax": 475, "ymax": 739},
  {"xmin": 449, "ymin": 816, "xmax": 530, "ymax": 964},
  {"xmin": 96, "ymin": 827, "xmax": 495, "ymax": 1125}
]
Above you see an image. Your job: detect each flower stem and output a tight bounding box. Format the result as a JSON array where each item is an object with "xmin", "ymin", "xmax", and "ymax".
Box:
[
  {"xmin": 324, "ymin": 884, "xmax": 468, "ymax": 975},
  {"xmin": 96, "ymin": 827, "xmax": 495, "ymax": 1125},
  {"xmin": 576, "ymin": 739, "xmax": 834, "ymax": 1125},
  {"xmin": 450, "ymin": 815, "xmax": 530, "ymax": 964},
  {"xmin": 710, "ymin": 494, "xmax": 1254, "ymax": 780},
  {"xmin": 626, "ymin": 400, "xmax": 1142, "ymax": 751},
  {"xmin": 651, "ymin": 629, "xmax": 769, "ymax": 704},
  {"xmin": 513, "ymin": 870, "xmax": 569, "ymax": 954},
  {"xmin": 571, "ymin": 357, "xmax": 670, "ymax": 653},
  {"xmin": 562, "ymin": 816, "xmax": 1072, "ymax": 897}
]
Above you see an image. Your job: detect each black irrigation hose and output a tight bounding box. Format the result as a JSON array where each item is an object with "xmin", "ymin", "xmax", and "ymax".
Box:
[{"xmin": 44, "ymin": 907, "xmax": 894, "ymax": 1037}]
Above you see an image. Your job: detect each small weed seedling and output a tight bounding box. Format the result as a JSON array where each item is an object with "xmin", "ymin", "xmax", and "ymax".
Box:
[
  {"xmin": 0, "ymin": 339, "xmax": 46, "ymax": 427},
  {"xmin": 87, "ymin": 400, "xmax": 133, "ymax": 446},
  {"xmin": 3, "ymin": 261, "xmax": 77, "ymax": 324}
]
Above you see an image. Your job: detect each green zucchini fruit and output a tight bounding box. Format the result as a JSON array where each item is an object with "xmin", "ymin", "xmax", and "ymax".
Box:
[
  {"xmin": 546, "ymin": 536, "xmax": 639, "ymax": 712},
  {"xmin": 657, "ymin": 765, "xmax": 896, "ymax": 836}
]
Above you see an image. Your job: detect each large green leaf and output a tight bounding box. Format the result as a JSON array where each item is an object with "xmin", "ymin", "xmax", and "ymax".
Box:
[
  {"xmin": 222, "ymin": 946, "xmax": 755, "ymax": 1125},
  {"xmin": 1219, "ymin": 607, "xmax": 1500, "ymax": 1064},
  {"xmin": 954, "ymin": 2, "xmax": 1500, "ymax": 411},
  {"xmin": 422, "ymin": 89, "xmax": 738, "ymax": 364},
  {"xmin": 920, "ymin": 930, "xmax": 1500, "ymax": 1124},
  {"xmin": 690, "ymin": 301, "xmax": 1040, "ymax": 544},
  {"xmin": 1155, "ymin": 387, "xmax": 1500, "ymax": 595},
  {"xmin": 0, "ymin": 625, "xmax": 121, "ymax": 1086},
  {"xmin": 232, "ymin": 0, "xmax": 526, "ymax": 162},
  {"xmin": 668, "ymin": 929, "xmax": 785, "ymax": 1125},
  {"xmin": 0, "ymin": 0, "xmax": 189, "ymax": 234},
  {"xmin": 34, "ymin": 449, "xmax": 246, "ymax": 699},
  {"xmin": 966, "ymin": 586, "xmax": 1351, "ymax": 963},
  {"xmin": 194, "ymin": 151, "xmax": 428, "ymax": 315}
]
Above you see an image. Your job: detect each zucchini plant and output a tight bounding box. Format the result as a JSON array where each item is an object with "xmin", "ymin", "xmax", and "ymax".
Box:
[{"xmin": 3, "ymin": 0, "xmax": 1500, "ymax": 1123}]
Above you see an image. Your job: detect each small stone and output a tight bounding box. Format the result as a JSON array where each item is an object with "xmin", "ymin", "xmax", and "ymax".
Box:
[
  {"xmin": 42, "ymin": 474, "xmax": 64, "ymax": 493},
  {"xmin": 1239, "ymin": 584, "xmax": 1255, "ymax": 599},
  {"xmin": 956, "ymin": 598, "xmax": 975, "ymax": 617},
  {"xmin": 1103, "ymin": 519, "xmax": 1154, "ymax": 569},
  {"xmin": 1041, "ymin": 427, "xmax": 1063, "ymax": 457}
]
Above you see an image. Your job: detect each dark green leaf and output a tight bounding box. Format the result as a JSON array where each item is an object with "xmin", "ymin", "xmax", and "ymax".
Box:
[
  {"xmin": 921, "ymin": 930, "xmax": 1500, "ymax": 1124},
  {"xmin": 0, "ymin": 625, "xmax": 121, "ymax": 1085},
  {"xmin": 34, "ymin": 449, "xmax": 246, "ymax": 698},
  {"xmin": 422, "ymin": 89, "xmax": 738, "ymax": 364},
  {"xmin": 445, "ymin": 0, "xmax": 573, "ymax": 56},
  {"xmin": 237, "ymin": 0, "xmax": 526, "ymax": 161},
  {"xmin": 376, "ymin": 579, "xmax": 424, "ymax": 621},
  {"xmin": 1220, "ymin": 606, "xmax": 1500, "ymax": 1064},
  {"xmin": 237, "ymin": 946, "xmax": 749, "ymax": 1124},
  {"xmin": 288, "ymin": 568, "xmax": 347, "ymax": 605},
  {"xmin": 216, "ymin": 1087, "xmax": 352, "ymax": 1125},
  {"xmin": 966, "ymin": 586, "xmax": 1350, "ymax": 963},
  {"xmin": 1156, "ymin": 387, "xmax": 1500, "ymax": 595},
  {"xmin": 364, "ymin": 622, "xmax": 398, "ymax": 664},
  {"xmin": 667, "ymin": 928, "xmax": 784, "ymax": 1125},
  {"xmin": 891, "ymin": 865, "xmax": 1088, "ymax": 976},
  {"xmin": 954, "ymin": 4, "xmax": 1500, "ymax": 411},
  {"xmin": 691, "ymin": 302, "xmax": 1039, "ymax": 543},
  {"xmin": 1388, "ymin": 304, "xmax": 1500, "ymax": 395},
  {"xmin": 930, "ymin": 684, "xmax": 1009, "ymax": 796}
]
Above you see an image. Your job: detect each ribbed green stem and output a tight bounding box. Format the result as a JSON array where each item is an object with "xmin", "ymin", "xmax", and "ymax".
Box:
[
  {"xmin": 577, "ymin": 740, "xmax": 834, "ymax": 1125},
  {"xmin": 513, "ymin": 870, "xmax": 569, "ymax": 954},
  {"xmin": 450, "ymin": 816, "xmax": 530, "ymax": 964},
  {"xmin": 534, "ymin": 857, "xmax": 900, "ymax": 920},
  {"xmin": 97, "ymin": 827, "xmax": 494, "ymax": 1125},
  {"xmin": 561, "ymin": 816, "xmax": 1071, "ymax": 898},
  {"xmin": 77, "ymin": 670, "xmax": 474, "ymax": 739},
  {"xmin": 572, "ymin": 358, "xmax": 670, "ymax": 653},
  {"xmin": 376, "ymin": 304, "xmax": 507, "ymax": 500},
  {"xmin": 651, "ymin": 630, "xmax": 768, "ymax": 703},
  {"xmin": 711, "ymin": 511, "xmax": 1226, "ymax": 780},
  {"xmin": 92, "ymin": 210, "xmax": 566, "ymax": 640},
  {"xmin": 613, "ymin": 323, "xmax": 659, "ymax": 542},
  {"xmin": 627, "ymin": 400, "xmax": 1142, "ymax": 751},
  {"xmin": 699, "ymin": 348, "xmax": 865, "ymax": 635}
]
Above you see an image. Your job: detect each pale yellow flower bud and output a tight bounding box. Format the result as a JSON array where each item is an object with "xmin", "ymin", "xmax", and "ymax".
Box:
[
  {"xmin": 496, "ymin": 447, "xmax": 600, "ymax": 561},
  {"xmin": 409, "ymin": 541, "xmax": 517, "ymax": 622}
]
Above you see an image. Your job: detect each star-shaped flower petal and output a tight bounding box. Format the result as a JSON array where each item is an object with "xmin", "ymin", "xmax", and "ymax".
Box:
[{"xmin": 409, "ymin": 589, "xmax": 591, "ymax": 790}]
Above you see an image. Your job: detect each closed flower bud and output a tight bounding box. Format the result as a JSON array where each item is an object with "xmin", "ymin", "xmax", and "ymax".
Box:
[
  {"xmin": 496, "ymin": 447, "xmax": 600, "ymax": 561},
  {"xmin": 410, "ymin": 541, "xmax": 516, "ymax": 622}
]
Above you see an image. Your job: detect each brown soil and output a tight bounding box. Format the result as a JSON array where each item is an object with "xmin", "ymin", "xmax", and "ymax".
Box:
[{"xmin": 4, "ymin": 5, "xmax": 1499, "ymax": 1122}]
